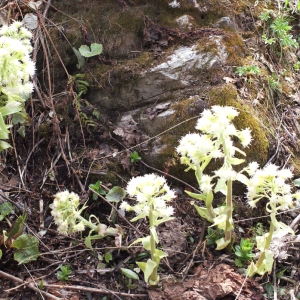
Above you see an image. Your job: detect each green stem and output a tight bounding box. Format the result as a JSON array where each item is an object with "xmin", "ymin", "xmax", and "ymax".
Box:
[
  {"xmin": 254, "ymin": 214, "xmax": 275, "ymax": 270},
  {"xmin": 149, "ymin": 207, "xmax": 158, "ymax": 285},
  {"xmin": 77, "ymin": 215, "xmax": 98, "ymax": 232},
  {"xmin": 225, "ymin": 178, "xmax": 233, "ymax": 243}
]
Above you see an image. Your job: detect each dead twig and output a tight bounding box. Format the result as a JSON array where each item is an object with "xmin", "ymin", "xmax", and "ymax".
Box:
[
  {"xmin": 41, "ymin": 283, "xmax": 148, "ymax": 298},
  {"xmin": 0, "ymin": 270, "xmax": 61, "ymax": 300}
]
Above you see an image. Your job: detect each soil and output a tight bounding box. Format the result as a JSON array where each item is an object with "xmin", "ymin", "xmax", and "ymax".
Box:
[{"xmin": 1, "ymin": 1, "xmax": 300, "ymax": 300}]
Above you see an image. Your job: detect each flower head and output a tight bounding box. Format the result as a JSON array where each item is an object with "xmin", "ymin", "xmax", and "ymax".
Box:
[
  {"xmin": 246, "ymin": 164, "xmax": 296, "ymax": 211},
  {"xmin": 50, "ymin": 190, "xmax": 86, "ymax": 234},
  {"xmin": 122, "ymin": 174, "xmax": 176, "ymax": 223},
  {"xmin": 0, "ymin": 22, "xmax": 35, "ymax": 100}
]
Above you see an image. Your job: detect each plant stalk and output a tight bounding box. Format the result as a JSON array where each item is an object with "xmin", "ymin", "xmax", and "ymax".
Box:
[
  {"xmin": 149, "ymin": 206, "xmax": 158, "ymax": 285},
  {"xmin": 225, "ymin": 178, "xmax": 233, "ymax": 243}
]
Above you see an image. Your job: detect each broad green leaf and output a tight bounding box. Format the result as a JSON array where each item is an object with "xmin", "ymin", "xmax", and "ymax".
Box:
[
  {"xmin": 247, "ymin": 261, "xmax": 257, "ymax": 277},
  {"xmin": 79, "ymin": 43, "xmax": 103, "ymax": 58},
  {"xmin": 137, "ymin": 259, "xmax": 157, "ymax": 283},
  {"xmin": 17, "ymin": 126, "xmax": 25, "ymax": 138},
  {"xmin": 211, "ymin": 213, "xmax": 227, "ymax": 231},
  {"xmin": 270, "ymin": 213, "xmax": 294, "ymax": 237},
  {"xmin": 73, "ymin": 47, "xmax": 85, "ymax": 69},
  {"xmin": 12, "ymin": 234, "xmax": 39, "ymax": 264},
  {"xmin": 129, "ymin": 236, "xmax": 151, "ymax": 251},
  {"xmin": 215, "ymin": 237, "xmax": 230, "ymax": 250},
  {"xmin": 0, "ymin": 140, "xmax": 11, "ymax": 150},
  {"xmin": 185, "ymin": 190, "xmax": 207, "ymax": 201},
  {"xmin": 153, "ymin": 216, "xmax": 174, "ymax": 226},
  {"xmin": 234, "ymin": 258, "xmax": 243, "ymax": 267},
  {"xmin": 153, "ymin": 249, "xmax": 168, "ymax": 260},
  {"xmin": 121, "ymin": 268, "xmax": 139, "ymax": 280},
  {"xmin": 194, "ymin": 205, "xmax": 214, "ymax": 223},
  {"xmin": 106, "ymin": 186, "xmax": 126, "ymax": 203},
  {"xmin": 6, "ymin": 215, "xmax": 26, "ymax": 245},
  {"xmin": 12, "ymin": 112, "xmax": 28, "ymax": 125},
  {"xmin": 0, "ymin": 202, "xmax": 14, "ymax": 220},
  {"xmin": 0, "ymin": 113, "xmax": 10, "ymax": 140},
  {"xmin": 150, "ymin": 227, "xmax": 159, "ymax": 244},
  {"xmin": 226, "ymin": 157, "xmax": 245, "ymax": 165},
  {"xmin": 256, "ymin": 250, "xmax": 274, "ymax": 275},
  {"xmin": 105, "ymin": 252, "xmax": 112, "ymax": 263},
  {"xmin": 0, "ymin": 102, "xmax": 21, "ymax": 116}
]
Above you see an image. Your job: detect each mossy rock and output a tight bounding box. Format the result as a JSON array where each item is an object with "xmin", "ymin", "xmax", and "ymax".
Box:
[{"xmin": 142, "ymin": 84, "xmax": 269, "ymax": 195}]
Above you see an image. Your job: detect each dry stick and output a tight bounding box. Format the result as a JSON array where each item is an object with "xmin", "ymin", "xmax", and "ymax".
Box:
[
  {"xmin": 89, "ymin": 188, "xmax": 144, "ymax": 237},
  {"xmin": 289, "ymin": 213, "xmax": 300, "ymax": 231},
  {"xmin": 0, "ymin": 270, "xmax": 61, "ymax": 300},
  {"xmin": 41, "ymin": 283, "xmax": 148, "ymax": 298}
]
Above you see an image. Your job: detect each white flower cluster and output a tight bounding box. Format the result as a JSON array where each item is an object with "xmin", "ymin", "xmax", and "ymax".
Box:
[
  {"xmin": 177, "ymin": 106, "xmax": 252, "ymax": 168},
  {"xmin": 120, "ymin": 174, "xmax": 176, "ymax": 222},
  {"xmin": 246, "ymin": 164, "xmax": 297, "ymax": 211},
  {"xmin": 50, "ymin": 191, "xmax": 85, "ymax": 235},
  {"xmin": 0, "ymin": 22, "xmax": 35, "ymax": 100}
]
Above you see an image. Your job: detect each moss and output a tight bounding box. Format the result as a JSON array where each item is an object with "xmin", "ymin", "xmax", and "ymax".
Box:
[
  {"xmin": 207, "ymin": 84, "xmax": 269, "ymax": 165},
  {"xmin": 223, "ymin": 33, "xmax": 244, "ymax": 66},
  {"xmin": 85, "ymin": 51, "xmax": 155, "ymax": 89}
]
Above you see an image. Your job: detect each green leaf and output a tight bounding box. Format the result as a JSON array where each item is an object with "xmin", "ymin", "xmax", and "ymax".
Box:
[
  {"xmin": 17, "ymin": 126, "xmax": 25, "ymax": 138},
  {"xmin": 226, "ymin": 157, "xmax": 245, "ymax": 165},
  {"xmin": 57, "ymin": 264, "xmax": 72, "ymax": 281},
  {"xmin": 105, "ymin": 252, "xmax": 112, "ymax": 263},
  {"xmin": 294, "ymin": 178, "xmax": 300, "ymax": 187},
  {"xmin": 185, "ymin": 190, "xmax": 207, "ymax": 201},
  {"xmin": 12, "ymin": 112, "xmax": 28, "ymax": 125},
  {"xmin": 0, "ymin": 202, "xmax": 14, "ymax": 220},
  {"xmin": 234, "ymin": 258, "xmax": 243, "ymax": 267},
  {"xmin": 6, "ymin": 215, "xmax": 26, "ymax": 244},
  {"xmin": 215, "ymin": 237, "xmax": 230, "ymax": 250},
  {"xmin": 194, "ymin": 205, "xmax": 214, "ymax": 223},
  {"xmin": 137, "ymin": 259, "xmax": 157, "ymax": 283},
  {"xmin": 0, "ymin": 140, "xmax": 11, "ymax": 150},
  {"xmin": 106, "ymin": 186, "xmax": 126, "ymax": 203},
  {"xmin": 12, "ymin": 234, "xmax": 39, "ymax": 264},
  {"xmin": 153, "ymin": 249, "xmax": 168, "ymax": 260},
  {"xmin": 79, "ymin": 43, "xmax": 103, "ymax": 58},
  {"xmin": 130, "ymin": 151, "xmax": 141, "ymax": 163},
  {"xmin": 150, "ymin": 227, "xmax": 159, "ymax": 244},
  {"xmin": 0, "ymin": 249, "xmax": 2, "ymax": 259},
  {"xmin": 130, "ymin": 236, "xmax": 151, "ymax": 251},
  {"xmin": 0, "ymin": 102, "xmax": 21, "ymax": 116},
  {"xmin": 121, "ymin": 268, "xmax": 139, "ymax": 280},
  {"xmin": 0, "ymin": 113, "xmax": 10, "ymax": 140},
  {"xmin": 73, "ymin": 47, "xmax": 85, "ymax": 69}
]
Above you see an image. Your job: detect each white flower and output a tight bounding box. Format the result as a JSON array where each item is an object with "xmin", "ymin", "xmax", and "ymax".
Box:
[
  {"xmin": 50, "ymin": 190, "xmax": 85, "ymax": 235},
  {"xmin": 200, "ymin": 175, "xmax": 213, "ymax": 193},
  {"xmin": 125, "ymin": 174, "xmax": 175, "ymax": 222},
  {"xmin": 237, "ymin": 128, "xmax": 252, "ymax": 147},
  {"xmin": 247, "ymin": 162, "xmax": 259, "ymax": 176},
  {"xmin": 176, "ymin": 133, "xmax": 215, "ymax": 165},
  {"xmin": 246, "ymin": 164, "xmax": 296, "ymax": 211},
  {"xmin": 72, "ymin": 222, "xmax": 85, "ymax": 232},
  {"xmin": 119, "ymin": 201, "xmax": 131, "ymax": 211},
  {"xmin": 0, "ymin": 22, "xmax": 35, "ymax": 101}
]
